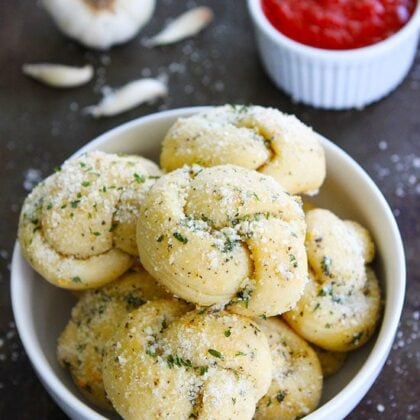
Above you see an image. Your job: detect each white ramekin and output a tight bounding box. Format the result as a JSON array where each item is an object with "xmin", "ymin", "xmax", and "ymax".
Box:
[
  {"xmin": 11, "ymin": 108, "xmax": 405, "ymax": 419},
  {"xmin": 248, "ymin": 0, "xmax": 420, "ymax": 109}
]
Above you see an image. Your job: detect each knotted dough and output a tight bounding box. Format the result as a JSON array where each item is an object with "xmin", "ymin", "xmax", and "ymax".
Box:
[
  {"xmin": 284, "ymin": 209, "xmax": 381, "ymax": 351},
  {"xmin": 18, "ymin": 151, "xmax": 161, "ymax": 289},
  {"xmin": 57, "ymin": 265, "xmax": 170, "ymax": 409},
  {"xmin": 102, "ymin": 302, "xmax": 272, "ymax": 420},
  {"xmin": 255, "ymin": 318, "xmax": 322, "ymax": 420},
  {"xmin": 160, "ymin": 105, "xmax": 326, "ymax": 195},
  {"xmin": 137, "ymin": 164, "xmax": 308, "ymax": 317}
]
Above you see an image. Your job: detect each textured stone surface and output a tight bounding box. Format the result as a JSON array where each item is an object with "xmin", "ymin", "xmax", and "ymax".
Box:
[{"xmin": 0, "ymin": 0, "xmax": 418, "ymax": 418}]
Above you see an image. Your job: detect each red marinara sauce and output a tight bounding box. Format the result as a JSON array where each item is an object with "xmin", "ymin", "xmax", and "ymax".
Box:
[{"xmin": 261, "ymin": 0, "xmax": 417, "ymax": 50}]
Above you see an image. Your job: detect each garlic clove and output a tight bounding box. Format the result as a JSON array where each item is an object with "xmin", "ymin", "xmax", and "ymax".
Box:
[
  {"xmin": 22, "ymin": 64, "xmax": 94, "ymax": 88},
  {"xmin": 85, "ymin": 78, "xmax": 168, "ymax": 118},
  {"xmin": 145, "ymin": 6, "xmax": 214, "ymax": 47},
  {"xmin": 42, "ymin": 0, "xmax": 156, "ymax": 50}
]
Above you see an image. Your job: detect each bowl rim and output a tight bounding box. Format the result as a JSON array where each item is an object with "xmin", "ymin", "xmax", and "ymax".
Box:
[
  {"xmin": 247, "ymin": 0, "xmax": 420, "ymax": 60},
  {"xmin": 11, "ymin": 106, "xmax": 406, "ymax": 419}
]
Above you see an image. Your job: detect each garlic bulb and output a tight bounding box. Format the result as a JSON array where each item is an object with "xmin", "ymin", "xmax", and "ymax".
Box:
[{"xmin": 42, "ymin": 0, "xmax": 156, "ymax": 50}]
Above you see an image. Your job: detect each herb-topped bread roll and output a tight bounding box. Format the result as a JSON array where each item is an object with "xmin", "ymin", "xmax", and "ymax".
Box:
[
  {"xmin": 18, "ymin": 151, "xmax": 161, "ymax": 289},
  {"xmin": 57, "ymin": 265, "xmax": 171, "ymax": 410},
  {"xmin": 255, "ymin": 318, "xmax": 322, "ymax": 420},
  {"xmin": 284, "ymin": 209, "xmax": 381, "ymax": 352},
  {"xmin": 102, "ymin": 303, "xmax": 272, "ymax": 420},
  {"xmin": 137, "ymin": 165, "xmax": 308, "ymax": 317},
  {"xmin": 160, "ymin": 105, "xmax": 326, "ymax": 195}
]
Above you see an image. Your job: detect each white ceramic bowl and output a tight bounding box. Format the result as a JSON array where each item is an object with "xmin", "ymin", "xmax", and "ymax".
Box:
[
  {"xmin": 12, "ymin": 107, "xmax": 405, "ymax": 419},
  {"xmin": 248, "ymin": 0, "xmax": 420, "ymax": 109}
]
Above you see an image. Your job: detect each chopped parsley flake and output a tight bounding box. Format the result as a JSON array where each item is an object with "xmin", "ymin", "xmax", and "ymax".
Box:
[
  {"xmin": 166, "ymin": 355, "xmax": 175, "ymax": 368},
  {"xmin": 232, "ymin": 104, "xmax": 251, "ymax": 113},
  {"xmin": 173, "ymin": 232, "xmax": 188, "ymax": 244},
  {"xmin": 81, "ymin": 181, "xmax": 91, "ymax": 187},
  {"xmin": 289, "ymin": 254, "xmax": 298, "ymax": 268},
  {"xmin": 167, "ymin": 354, "xmax": 192, "ymax": 369},
  {"xmin": 208, "ymin": 349, "xmax": 223, "ymax": 359},
  {"xmin": 125, "ymin": 293, "xmax": 145, "ymax": 309},
  {"xmin": 234, "ymin": 284, "xmax": 253, "ymax": 308},
  {"xmin": 70, "ymin": 200, "xmax": 80, "ymax": 208},
  {"xmin": 145, "ymin": 349, "xmax": 156, "ymax": 357},
  {"xmin": 72, "ymin": 276, "xmax": 82, "ymax": 283},
  {"xmin": 199, "ymin": 366, "xmax": 208, "ymax": 376},
  {"xmin": 224, "ymin": 329, "xmax": 231, "ymax": 337},
  {"xmin": 134, "ymin": 173, "xmax": 145, "ymax": 183},
  {"xmin": 222, "ymin": 237, "xmax": 237, "ymax": 253},
  {"xmin": 321, "ymin": 256, "xmax": 332, "ymax": 276},
  {"xmin": 276, "ymin": 391, "xmax": 287, "ymax": 403},
  {"xmin": 184, "ymin": 358, "xmax": 192, "ymax": 368},
  {"xmin": 318, "ymin": 287, "xmax": 332, "ymax": 297}
]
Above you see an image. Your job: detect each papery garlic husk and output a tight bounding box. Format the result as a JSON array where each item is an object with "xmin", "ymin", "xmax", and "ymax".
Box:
[
  {"xmin": 85, "ymin": 78, "xmax": 167, "ymax": 117},
  {"xmin": 42, "ymin": 0, "xmax": 156, "ymax": 50},
  {"xmin": 145, "ymin": 6, "xmax": 214, "ymax": 47},
  {"xmin": 22, "ymin": 64, "xmax": 94, "ymax": 88}
]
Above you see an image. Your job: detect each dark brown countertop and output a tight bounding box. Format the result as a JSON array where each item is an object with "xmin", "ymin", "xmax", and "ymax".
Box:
[{"xmin": 0, "ymin": 1, "xmax": 419, "ymax": 419}]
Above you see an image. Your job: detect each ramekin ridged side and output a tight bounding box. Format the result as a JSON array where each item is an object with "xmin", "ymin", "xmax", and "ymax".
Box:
[{"xmin": 248, "ymin": 0, "xmax": 420, "ymax": 110}]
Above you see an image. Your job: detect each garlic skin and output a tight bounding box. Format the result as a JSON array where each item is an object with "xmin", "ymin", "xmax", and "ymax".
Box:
[
  {"xmin": 42, "ymin": 0, "xmax": 156, "ymax": 50},
  {"xmin": 146, "ymin": 6, "xmax": 214, "ymax": 47},
  {"xmin": 85, "ymin": 78, "xmax": 168, "ymax": 118},
  {"xmin": 22, "ymin": 64, "xmax": 94, "ymax": 88}
]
